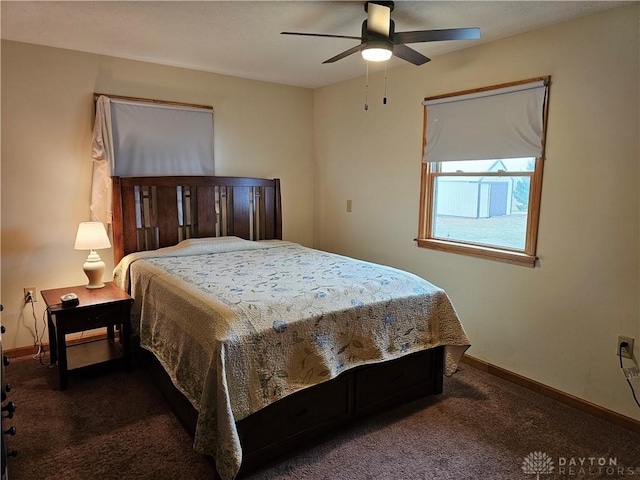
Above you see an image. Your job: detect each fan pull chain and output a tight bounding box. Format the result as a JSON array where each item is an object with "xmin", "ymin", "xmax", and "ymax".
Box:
[
  {"xmin": 364, "ymin": 62, "xmax": 369, "ymax": 111},
  {"xmin": 383, "ymin": 61, "xmax": 388, "ymax": 105}
]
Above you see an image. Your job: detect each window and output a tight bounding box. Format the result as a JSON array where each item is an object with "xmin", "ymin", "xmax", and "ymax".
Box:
[
  {"xmin": 109, "ymin": 97, "xmax": 214, "ymax": 177},
  {"xmin": 417, "ymin": 78, "xmax": 550, "ymax": 267},
  {"xmin": 91, "ymin": 94, "xmax": 214, "ymax": 224}
]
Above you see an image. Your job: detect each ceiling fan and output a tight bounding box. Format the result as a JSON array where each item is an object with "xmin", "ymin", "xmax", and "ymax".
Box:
[{"xmin": 282, "ymin": 1, "xmax": 480, "ymax": 65}]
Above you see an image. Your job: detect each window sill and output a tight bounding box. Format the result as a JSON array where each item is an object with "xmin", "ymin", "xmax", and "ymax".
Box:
[{"xmin": 415, "ymin": 238, "xmax": 537, "ymax": 268}]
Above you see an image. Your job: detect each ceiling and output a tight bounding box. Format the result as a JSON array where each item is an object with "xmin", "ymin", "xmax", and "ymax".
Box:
[{"xmin": 1, "ymin": 1, "xmax": 629, "ymax": 89}]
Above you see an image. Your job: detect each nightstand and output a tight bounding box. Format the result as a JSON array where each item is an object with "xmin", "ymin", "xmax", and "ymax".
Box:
[{"xmin": 41, "ymin": 282, "xmax": 133, "ymax": 390}]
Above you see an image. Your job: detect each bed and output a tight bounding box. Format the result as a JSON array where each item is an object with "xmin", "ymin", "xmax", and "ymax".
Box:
[{"xmin": 111, "ymin": 175, "xmax": 470, "ymax": 480}]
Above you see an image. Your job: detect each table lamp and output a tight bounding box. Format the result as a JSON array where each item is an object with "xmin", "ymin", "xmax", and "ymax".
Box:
[{"xmin": 74, "ymin": 222, "xmax": 111, "ymax": 289}]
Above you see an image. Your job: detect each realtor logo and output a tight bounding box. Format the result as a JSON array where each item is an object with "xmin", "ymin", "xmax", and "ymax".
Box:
[{"xmin": 522, "ymin": 451, "xmax": 555, "ymax": 479}]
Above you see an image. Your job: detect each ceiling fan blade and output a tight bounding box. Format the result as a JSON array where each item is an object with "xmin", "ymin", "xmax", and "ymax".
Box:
[
  {"xmin": 323, "ymin": 44, "xmax": 363, "ymax": 64},
  {"xmin": 393, "ymin": 27, "xmax": 480, "ymax": 44},
  {"xmin": 367, "ymin": 2, "xmax": 390, "ymax": 36},
  {"xmin": 281, "ymin": 32, "xmax": 361, "ymax": 41},
  {"xmin": 393, "ymin": 44, "xmax": 430, "ymax": 65}
]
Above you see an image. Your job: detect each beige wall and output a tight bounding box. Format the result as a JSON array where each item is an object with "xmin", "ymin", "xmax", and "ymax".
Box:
[
  {"xmin": 1, "ymin": 41, "xmax": 314, "ymax": 351},
  {"xmin": 313, "ymin": 4, "xmax": 640, "ymax": 420}
]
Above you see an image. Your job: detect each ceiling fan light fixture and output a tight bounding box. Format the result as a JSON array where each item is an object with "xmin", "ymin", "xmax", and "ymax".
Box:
[
  {"xmin": 361, "ymin": 42, "xmax": 393, "ymax": 62},
  {"xmin": 283, "ymin": 0, "xmax": 479, "ymax": 66}
]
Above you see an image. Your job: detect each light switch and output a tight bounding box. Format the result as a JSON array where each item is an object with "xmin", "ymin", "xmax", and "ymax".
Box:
[{"xmin": 346, "ymin": 200, "xmax": 353, "ymax": 212}]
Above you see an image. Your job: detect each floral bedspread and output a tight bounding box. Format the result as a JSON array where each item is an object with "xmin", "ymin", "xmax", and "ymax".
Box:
[{"xmin": 114, "ymin": 236, "xmax": 470, "ymax": 480}]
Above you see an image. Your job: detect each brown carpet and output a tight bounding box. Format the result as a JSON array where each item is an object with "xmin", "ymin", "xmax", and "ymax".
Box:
[{"xmin": 4, "ymin": 354, "xmax": 640, "ymax": 480}]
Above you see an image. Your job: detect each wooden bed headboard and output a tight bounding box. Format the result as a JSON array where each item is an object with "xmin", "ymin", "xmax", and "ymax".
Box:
[{"xmin": 112, "ymin": 176, "xmax": 282, "ymax": 263}]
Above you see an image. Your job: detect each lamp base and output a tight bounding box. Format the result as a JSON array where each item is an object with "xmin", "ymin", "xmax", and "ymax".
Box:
[{"xmin": 83, "ymin": 250, "xmax": 106, "ymax": 289}]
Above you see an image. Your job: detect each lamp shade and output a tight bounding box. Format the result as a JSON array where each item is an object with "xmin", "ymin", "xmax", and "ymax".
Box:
[{"xmin": 74, "ymin": 222, "xmax": 111, "ymax": 251}]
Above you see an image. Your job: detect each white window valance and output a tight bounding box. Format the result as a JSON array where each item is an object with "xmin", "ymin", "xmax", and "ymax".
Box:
[{"xmin": 422, "ymin": 79, "xmax": 548, "ymax": 163}]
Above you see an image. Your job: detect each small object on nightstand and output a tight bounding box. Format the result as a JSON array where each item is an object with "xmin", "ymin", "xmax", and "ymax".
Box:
[{"xmin": 60, "ymin": 293, "xmax": 79, "ymax": 308}]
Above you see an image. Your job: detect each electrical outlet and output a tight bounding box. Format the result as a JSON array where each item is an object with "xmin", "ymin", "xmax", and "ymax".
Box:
[
  {"xmin": 23, "ymin": 286, "xmax": 37, "ymax": 303},
  {"xmin": 617, "ymin": 336, "xmax": 634, "ymax": 359}
]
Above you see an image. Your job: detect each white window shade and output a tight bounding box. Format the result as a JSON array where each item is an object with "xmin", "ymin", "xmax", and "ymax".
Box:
[
  {"xmin": 423, "ymin": 80, "xmax": 547, "ymax": 163},
  {"xmin": 111, "ymin": 100, "xmax": 214, "ymax": 176}
]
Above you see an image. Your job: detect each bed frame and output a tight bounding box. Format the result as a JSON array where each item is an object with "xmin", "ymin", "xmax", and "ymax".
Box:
[{"xmin": 112, "ymin": 175, "xmax": 444, "ymax": 478}]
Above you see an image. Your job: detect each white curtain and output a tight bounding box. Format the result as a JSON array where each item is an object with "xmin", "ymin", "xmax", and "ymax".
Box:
[
  {"xmin": 422, "ymin": 80, "xmax": 547, "ymax": 163},
  {"xmin": 90, "ymin": 95, "xmax": 114, "ymax": 224},
  {"xmin": 110, "ymin": 100, "xmax": 214, "ymax": 177}
]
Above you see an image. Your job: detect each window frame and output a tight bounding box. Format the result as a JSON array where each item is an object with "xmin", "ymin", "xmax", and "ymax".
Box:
[{"xmin": 416, "ymin": 78, "xmax": 550, "ymax": 268}]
